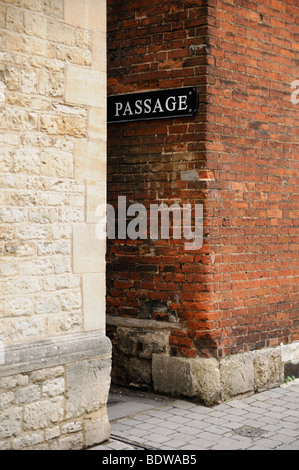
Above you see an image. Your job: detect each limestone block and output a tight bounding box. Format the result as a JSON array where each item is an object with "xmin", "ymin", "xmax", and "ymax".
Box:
[
  {"xmin": 60, "ymin": 290, "xmax": 82, "ymax": 312},
  {"xmin": 0, "ymin": 301, "xmax": 5, "ymax": 319},
  {"xmin": 40, "ymin": 149, "xmax": 73, "ymax": 178},
  {"xmin": 48, "ymin": 313, "xmax": 82, "ymax": 336},
  {"xmin": 42, "ymin": 378, "xmax": 65, "ymax": 398},
  {"xmin": 56, "ymin": 45, "xmax": 92, "ymax": 67},
  {"xmin": 34, "ymin": 296, "xmax": 61, "ymax": 315},
  {"xmin": 281, "ymin": 341, "xmax": 299, "ymax": 363},
  {"xmin": 51, "ymin": 103, "xmax": 86, "ymax": 117},
  {"xmin": 37, "ymin": 187, "xmax": 65, "ymax": 206},
  {"xmin": 61, "ymin": 421, "xmax": 82, "ymax": 435},
  {"xmin": 65, "ymin": 0, "xmax": 107, "ymax": 32},
  {"xmin": 19, "ymin": 258, "xmax": 53, "ymax": 276},
  {"xmin": 15, "ymin": 385, "xmax": 40, "ymax": 405},
  {"xmin": 0, "ymin": 225, "xmax": 15, "ymax": 242},
  {"xmin": 4, "ymin": 34, "xmax": 55, "ymax": 59},
  {"xmin": 30, "ymin": 442, "xmax": 50, "ymax": 450},
  {"xmin": 220, "ymin": 353, "xmax": 254, "ymax": 400},
  {"xmin": 254, "ymin": 348, "xmax": 284, "ymax": 391},
  {"xmin": 40, "ymin": 114, "xmax": 86, "ymax": 137},
  {"xmin": 69, "ymin": 192, "xmax": 84, "ymax": 207},
  {"xmin": 0, "ymin": 332, "xmax": 111, "ymax": 379},
  {"xmin": 56, "ymin": 433, "xmax": 84, "ymax": 450},
  {"xmin": 65, "ymin": 357, "xmax": 111, "ymax": 419},
  {"xmin": 0, "ymin": 133, "xmax": 18, "ymax": 146},
  {"xmin": 0, "ymin": 392, "xmax": 14, "ymax": 411},
  {"xmin": 0, "ymin": 108, "xmax": 38, "ymax": 131},
  {"xmin": 0, "ymin": 441, "xmax": 10, "ymax": 451},
  {"xmin": 12, "ymin": 432, "xmax": 44, "ymax": 450},
  {"xmin": 47, "ymin": 19, "xmax": 76, "ymax": 46},
  {"xmin": 88, "ymin": 107, "xmax": 106, "ymax": 140},
  {"xmin": 24, "ymin": 11, "xmax": 47, "ymax": 39},
  {"xmin": 74, "ymin": 140, "xmax": 106, "ymax": 182},
  {"xmin": 0, "ymin": 407, "xmax": 22, "ymax": 439},
  {"xmin": 0, "ymin": 148, "xmax": 12, "ymax": 172},
  {"xmin": 14, "ymin": 148, "xmax": 40, "ymax": 175},
  {"xmin": 152, "ymin": 355, "xmax": 194, "ymax": 397},
  {"xmin": 28, "ymin": 208, "xmax": 57, "ymax": 224},
  {"xmin": 11, "ymin": 190, "xmax": 38, "ymax": 207},
  {"xmin": 6, "ymin": 8, "xmax": 24, "ymax": 33},
  {"xmin": 73, "ymin": 223, "xmax": 106, "ymax": 273},
  {"xmin": 53, "ymin": 139, "xmax": 74, "ymax": 152},
  {"xmin": 0, "ymin": 7, "xmax": 5, "ymax": 29},
  {"xmin": 20, "ymin": 69, "xmax": 38, "ymax": 93},
  {"xmin": 15, "ymin": 0, "xmax": 43, "ymax": 12},
  {"xmin": 128, "ymin": 357, "xmax": 152, "ymax": 387},
  {"xmin": 38, "ymin": 240, "xmax": 71, "ymax": 256},
  {"xmin": 45, "ymin": 426, "xmax": 60, "ymax": 441},
  {"xmin": 53, "ymin": 257, "xmax": 72, "ymax": 275},
  {"xmin": 82, "ymin": 273, "xmax": 105, "ymax": 331},
  {"xmin": 58, "ymin": 207, "xmax": 84, "ymax": 223},
  {"xmin": 10, "ymin": 317, "xmax": 45, "ymax": 341},
  {"xmin": 38, "ymin": 70, "xmax": 64, "ymax": 97},
  {"xmin": 21, "ymin": 133, "xmax": 52, "ymax": 147},
  {"xmin": 6, "ymin": 298, "xmax": 34, "ymax": 317},
  {"xmin": 84, "ymin": 408, "xmax": 110, "ymax": 448},
  {"xmin": 116, "ymin": 328, "xmax": 169, "ymax": 359},
  {"xmin": 42, "ymin": 274, "xmax": 80, "ymax": 293},
  {"xmin": 6, "ymin": 278, "xmax": 42, "ymax": 296},
  {"xmin": 30, "ymin": 367, "xmax": 64, "ymax": 383},
  {"xmin": 87, "ymin": 182, "xmax": 106, "ymax": 223},
  {"xmin": 65, "ymin": 65, "xmax": 106, "ymax": 107},
  {"xmin": 23, "ymin": 397, "xmax": 64, "ymax": 430},
  {"xmin": 43, "ymin": 0, "xmax": 63, "ymax": 18},
  {"xmin": 92, "ymin": 31, "xmax": 106, "ymax": 72},
  {"xmin": 152, "ymin": 354, "xmax": 222, "ymax": 406},
  {"xmin": 0, "ymin": 374, "xmax": 29, "ymax": 390},
  {"xmin": 0, "ymin": 67, "xmax": 19, "ymax": 91},
  {"xmin": 75, "ymin": 28, "xmax": 92, "ymax": 49},
  {"xmin": 0, "ymin": 208, "xmax": 27, "ymax": 223},
  {"xmin": 0, "ymin": 260, "xmax": 18, "ymax": 278},
  {"xmin": 190, "ymin": 357, "xmax": 222, "ymax": 406}
]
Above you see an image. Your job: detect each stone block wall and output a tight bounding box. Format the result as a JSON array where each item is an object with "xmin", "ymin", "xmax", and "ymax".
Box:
[{"xmin": 0, "ymin": 0, "xmax": 110, "ymax": 449}]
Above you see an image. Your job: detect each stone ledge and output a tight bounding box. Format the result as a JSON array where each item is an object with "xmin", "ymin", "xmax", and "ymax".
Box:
[
  {"xmin": 107, "ymin": 315, "xmax": 184, "ymax": 330},
  {"xmin": 0, "ymin": 331, "xmax": 111, "ymax": 378}
]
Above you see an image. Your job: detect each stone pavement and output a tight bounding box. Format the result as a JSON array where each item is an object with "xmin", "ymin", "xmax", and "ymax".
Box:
[{"xmin": 90, "ymin": 381, "xmax": 299, "ymax": 451}]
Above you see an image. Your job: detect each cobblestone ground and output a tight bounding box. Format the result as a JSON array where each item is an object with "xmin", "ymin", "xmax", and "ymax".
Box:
[{"xmin": 91, "ymin": 382, "xmax": 299, "ymax": 451}]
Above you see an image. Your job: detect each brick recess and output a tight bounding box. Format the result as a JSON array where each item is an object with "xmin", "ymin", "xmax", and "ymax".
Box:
[{"xmin": 107, "ymin": 0, "xmax": 299, "ymax": 360}]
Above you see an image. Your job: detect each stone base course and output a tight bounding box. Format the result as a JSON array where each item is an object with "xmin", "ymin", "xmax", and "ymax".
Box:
[
  {"xmin": 0, "ymin": 331, "xmax": 111, "ymax": 450},
  {"xmin": 153, "ymin": 342, "xmax": 299, "ymax": 406}
]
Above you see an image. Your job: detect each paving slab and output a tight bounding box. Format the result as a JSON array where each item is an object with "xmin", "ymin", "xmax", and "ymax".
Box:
[{"xmin": 90, "ymin": 383, "xmax": 299, "ymax": 451}]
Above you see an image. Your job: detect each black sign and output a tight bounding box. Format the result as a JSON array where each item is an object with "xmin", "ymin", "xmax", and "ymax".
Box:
[{"xmin": 108, "ymin": 87, "xmax": 199, "ymax": 124}]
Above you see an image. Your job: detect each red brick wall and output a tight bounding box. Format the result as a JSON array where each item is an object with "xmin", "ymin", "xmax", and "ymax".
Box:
[
  {"xmin": 107, "ymin": 0, "xmax": 299, "ymax": 365},
  {"xmin": 206, "ymin": 0, "xmax": 299, "ymax": 356}
]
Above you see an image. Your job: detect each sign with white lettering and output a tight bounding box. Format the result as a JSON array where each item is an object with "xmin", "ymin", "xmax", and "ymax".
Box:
[{"xmin": 108, "ymin": 87, "xmax": 199, "ymax": 123}]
